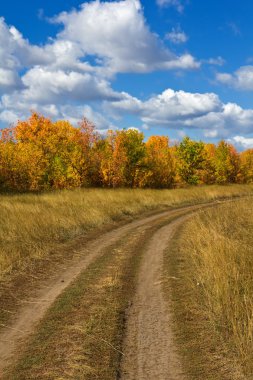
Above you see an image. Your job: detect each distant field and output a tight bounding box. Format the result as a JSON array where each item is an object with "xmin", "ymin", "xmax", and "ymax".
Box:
[
  {"xmin": 166, "ymin": 197, "xmax": 253, "ymax": 379},
  {"xmin": 0, "ymin": 185, "xmax": 253, "ymax": 279}
]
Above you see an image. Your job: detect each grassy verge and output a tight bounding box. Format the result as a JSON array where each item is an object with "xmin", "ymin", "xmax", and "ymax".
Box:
[
  {"xmin": 3, "ymin": 209, "xmax": 189, "ymax": 380},
  {"xmin": 3, "ymin": 223, "xmax": 147, "ymax": 379},
  {"xmin": 164, "ymin": 199, "xmax": 253, "ymax": 379},
  {"xmin": 1, "ymin": 185, "xmax": 253, "ymax": 280}
]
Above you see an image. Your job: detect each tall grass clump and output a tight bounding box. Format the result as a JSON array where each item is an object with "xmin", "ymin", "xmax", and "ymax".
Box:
[
  {"xmin": 181, "ymin": 199, "xmax": 253, "ymax": 375},
  {"xmin": 0, "ymin": 185, "xmax": 252, "ymax": 279}
]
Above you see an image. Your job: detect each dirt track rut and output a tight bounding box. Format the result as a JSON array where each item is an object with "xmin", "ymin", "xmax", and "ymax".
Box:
[
  {"xmin": 0, "ymin": 202, "xmax": 219, "ymax": 378},
  {"xmin": 121, "ymin": 215, "xmax": 190, "ymax": 380}
]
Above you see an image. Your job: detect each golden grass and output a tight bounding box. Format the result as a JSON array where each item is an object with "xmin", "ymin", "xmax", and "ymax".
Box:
[
  {"xmin": 3, "ymin": 214, "xmax": 148, "ymax": 380},
  {"xmin": 0, "ymin": 185, "xmax": 253, "ymax": 279},
  {"xmin": 172, "ymin": 199, "xmax": 253, "ymax": 377},
  {"xmin": 3, "ymin": 205, "xmax": 190, "ymax": 379}
]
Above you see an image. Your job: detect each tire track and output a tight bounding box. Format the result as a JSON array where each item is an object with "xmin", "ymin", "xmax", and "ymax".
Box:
[
  {"xmin": 120, "ymin": 213, "xmax": 196, "ymax": 380},
  {"xmin": 0, "ymin": 205, "xmax": 195, "ymax": 375},
  {"xmin": 0, "ymin": 202, "xmax": 221, "ymax": 377}
]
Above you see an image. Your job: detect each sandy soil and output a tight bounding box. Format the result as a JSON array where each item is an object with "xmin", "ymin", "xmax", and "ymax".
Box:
[{"xmin": 120, "ymin": 215, "xmax": 191, "ymax": 380}]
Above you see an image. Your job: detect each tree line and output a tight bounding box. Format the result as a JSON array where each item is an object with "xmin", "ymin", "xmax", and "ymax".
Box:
[{"xmin": 0, "ymin": 113, "xmax": 252, "ymax": 191}]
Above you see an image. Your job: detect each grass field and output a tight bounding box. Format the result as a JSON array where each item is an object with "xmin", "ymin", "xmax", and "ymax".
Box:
[
  {"xmin": 3, "ymin": 219, "xmax": 147, "ymax": 379},
  {"xmin": 1, "ymin": 187, "xmax": 253, "ymax": 379},
  {"xmin": 2, "ymin": 206, "xmax": 193, "ymax": 379},
  {"xmin": 165, "ymin": 198, "xmax": 253, "ymax": 379},
  {"xmin": 1, "ymin": 185, "xmax": 253, "ymax": 280}
]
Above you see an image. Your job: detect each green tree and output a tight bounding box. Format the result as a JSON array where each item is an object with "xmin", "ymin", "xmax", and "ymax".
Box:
[{"xmin": 176, "ymin": 137, "xmax": 205, "ymax": 185}]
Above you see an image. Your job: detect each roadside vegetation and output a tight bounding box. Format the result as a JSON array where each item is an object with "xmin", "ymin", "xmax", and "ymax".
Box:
[
  {"xmin": 1, "ymin": 185, "xmax": 253, "ymax": 280},
  {"xmin": 3, "ymin": 205, "xmax": 197, "ymax": 380},
  {"xmin": 1, "ymin": 113, "xmax": 253, "ymax": 192},
  {"xmin": 165, "ymin": 199, "xmax": 253, "ymax": 379},
  {"xmin": 3, "ymin": 211, "xmax": 161, "ymax": 380}
]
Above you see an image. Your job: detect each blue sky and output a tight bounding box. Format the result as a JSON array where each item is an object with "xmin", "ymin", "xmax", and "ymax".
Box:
[{"xmin": 1, "ymin": 0, "xmax": 253, "ymax": 149}]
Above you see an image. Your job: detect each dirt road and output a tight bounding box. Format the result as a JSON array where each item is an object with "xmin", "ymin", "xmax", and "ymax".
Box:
[
  {"xmin": 0, "ymin": 202, "xmax": 219, "ymax": 378},
  {"xmin": 120, "ymin": 215, "xmax": 190, "ymax": 380}
]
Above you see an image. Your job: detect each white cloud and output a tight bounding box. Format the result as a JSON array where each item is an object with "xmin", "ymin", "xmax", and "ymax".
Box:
[
  {"xmin": 143, "ymin": 90, "xmax": 221, "ymax": 123},
  {"xmin": 203, "ymin": 129, "xmax": 219, "ymax": 138},
  {"xmin": 0, "ymin": 68, "xmax": 22, "ymax": 89},
  {"xmin": 109, "ymin": 89, "xmax": 222, "ymax": 120},
  {"xmin": 229, "ymin": 136, "xmax": 253, "ymax": 150},
  {"xmin": 0, "ymin": 1, "xmax": 201, "ymax": 130},
  {"xmin": 0, "ymin": 0, "xmax": 251, "ymax": 143},
  {"xmin": 107, "ymin": 88, "xmax": 253, "ymax": 138},
  {"xmin": 20, "ymin": 67, "xmax": 122, "ymax": 103},
  {"xmin": 0, "ymin": 66, "xmax": 125, "ymax": 129},
  {"xmin": 60, "ymin": 104, "xmax": 115, "ymax": 130},
  {"xmin": 0, "ymin": 18, "xmax": 52, "ymax": 70},
  {"xmin": 53, "ymin": 0, "xmax": 199, "ymax": 73},
  {"xmin": 156, "ymin": 0, "xmax": 184, "ymax": 12},
  {"xmin": 0, "ymin": 97, "xmax": 115, "ymax": 131},
  {"xmin": 216, "ymin": 66, "xmax": 253, "ymax": 90},
  {"xmin": 0, "ymin": 0, "xmax": 200, "ymax": 101},
  {"xmin": 0, "ymin": 109, "xmax": 19, "ymax": 124},
  {"xmin": 165, "ymin": 27, "xmax": 188, "ymax": 44}
]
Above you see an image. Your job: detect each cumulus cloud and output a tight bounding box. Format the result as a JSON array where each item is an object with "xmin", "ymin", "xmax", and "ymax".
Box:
[
  {"xmin": 165, "ymin": 27, "xmax": 188, "ymax": 44},
  {"xmin": 0, "ymin": 0, "xmax": 201, "ymax": 129},
  {"xmin": 0, "ymin": 68, "xmax": 22, "ymax": 90},
  {"xmin": 60, "ymin": 104, "xmax": 116, "ymax": 130},
  {"xmin": 20, "ymin": 67, "xmax": 122, "ymax": 103},
  {"xmin": 0, "ymin": 0, "xmax": 251, "ymax": 143},
  {"xmin": 53, "ymin": 0, "xmax": 199, "ymax": 73},
  {"xmin": 109, "ymin": 89, "xmax": 222, "ymax": 120},
  {"xmin": 0, "ymin": 93, "xmax": 115, "ymax": 130},
  {"xmin": 0, "ymin": 18, "xmax": 52, "ymax": 71},
  {"xmin": 229, "ymin": 135, "xmax": 253, "ymax": 150},
  {"xmin": 216, "ymin": 66, "xmax": 253, "ymax": 90},
  {"xmin": 107, "ymin": 88, "xmax": 253, "ymax": 138},
  {"xmin": 0, "ymin": 109, "xmax": 19, "ymax": 124}
]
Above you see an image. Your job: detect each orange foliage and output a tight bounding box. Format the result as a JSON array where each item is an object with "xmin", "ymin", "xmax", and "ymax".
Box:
[
  {"xmin": 140, "ymin": 136, "xmax": 175, "ymax": 188},
  {"xmin": 0, "ymin": 112, "xmax": 252, "ymax": 191},
  {"xmin": 239, "ymin": 149, "xmax": 253, "ymax": 183}
]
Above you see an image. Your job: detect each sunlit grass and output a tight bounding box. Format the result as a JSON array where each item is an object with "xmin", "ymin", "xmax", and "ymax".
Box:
[
  {"xmin": 174, "ymin": 198, "xmax": 253, "ymax": 377},
  {"xmin": 0, "ymin": 185, "xmax": 252, "ymax": 279}
]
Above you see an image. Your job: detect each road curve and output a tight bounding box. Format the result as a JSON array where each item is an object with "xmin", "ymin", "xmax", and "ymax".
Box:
[{"xmin": 0, "ymin": 201, "xmax": 220, "ymax": 377}]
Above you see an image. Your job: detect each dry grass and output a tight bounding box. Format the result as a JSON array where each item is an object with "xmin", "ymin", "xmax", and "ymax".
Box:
[
  {"xmin": 166, "ymin": 199, "xmax": 253, "ymax": 379},
  {"xmin": 3, "ymin": 206, "xmax": 190, "ymax": 380},
  {"xmin": 0, "ymin": 185, "xmax": 253, "ymax": 279},
  {"xmin": 3, "ymin": 215, "xmax": 151, "ymax": 380}
]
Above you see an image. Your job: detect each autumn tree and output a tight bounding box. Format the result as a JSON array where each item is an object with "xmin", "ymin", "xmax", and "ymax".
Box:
[
  {"xmin": 77, "ymin": 117, "xmax": 103, "ymax": 187},
  {"xmin": 140, "ymin": 136, "xmax": 175, "ymax": 188},
  {"xmin": 100, "ymin": 129, "xmax": 146, "ymax": 188},
  {"xmin": 200, "ymin": 143, "xmax": 216, "ymax": 184},
  {"xmin": 0, "ymin": 126, "xmax": 45, "ymax": 191},
  {"xmin": 119, "ymin": 129, "xmax": 146, "ymax": 187},
  {"xmin": 176, "ymin": 137, "xmax": 206, "ymax": 185},
  {"xmin": 99, "ymin": 130, "xmax": 118, "ymax": 187},
  {"xmin": 1, "ymin": 112, "xmax": 253, "ymax": 191},
  {"xmin": 213, "ymin": 141, "xmax": 239, "ymax": 184},
  {"xmin": 0, "ymin": 113, "xmax": 100, "ymax": 190},
  {"xmin": 239, "ymin": 149, "xmax": 253, "ymax": 183},
  {"xmin": 14, "ymin": 114, "xmax": 87, "ymax": 189}
]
